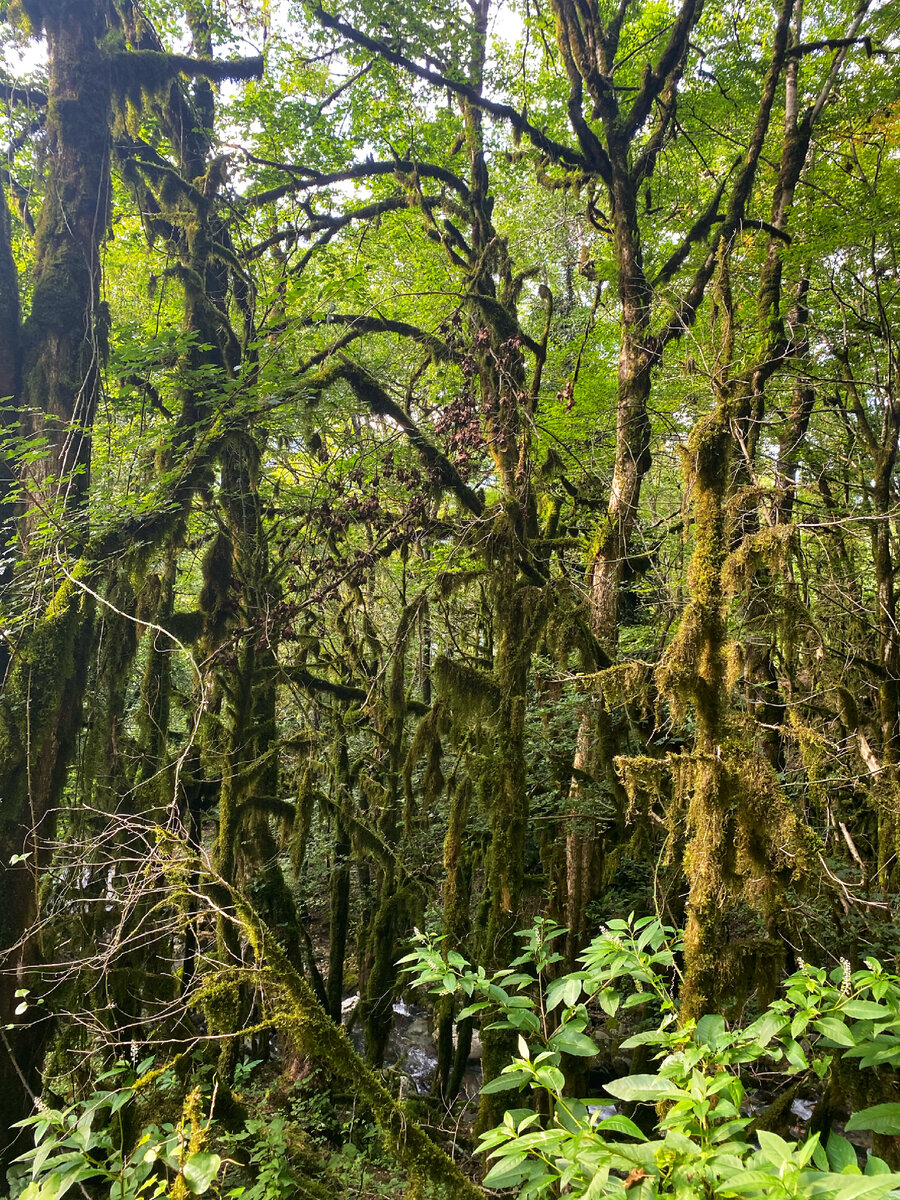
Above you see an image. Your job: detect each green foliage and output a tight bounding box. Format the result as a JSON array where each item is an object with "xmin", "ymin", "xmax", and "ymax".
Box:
[
  {"xmin": 404, "ymin": 918, "xmax": 900, "ymax": 1198},
  {"xmin": 5, "ymin": 0, "xmax": 900, "ymax": 1190},
  {"xmin": 222, "ymin": 1116, "xmax": 297, "ymax": 1200},
  {"xmin": 12, "ymin": 1059, "xmax": 223, "ymax": 1200}
]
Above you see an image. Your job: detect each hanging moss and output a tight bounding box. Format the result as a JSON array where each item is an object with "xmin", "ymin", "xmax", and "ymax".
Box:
[
  {"xmin": 722, "ymin": 524, "xmax": 797, "ymax": 597},
  {"xmin": 389, "ymin": 594, "xmax": 427, "ymax": 718},
  {"xmin": 433, "ymin": 654, "xmax": 501, "ymax": 716},
  {"xmin": 199, "ymin": 529, "xmax": 236, "ymax": 647},
  {"xmin": 787, "ymin": 711, "xmax": 831, "ymax": 811},
  {"xmin": 586, "ymin": 660, "xmax": 653, "ymax": 718},
  {"xmin": 402, "ymin": 702, "xmax": 446, "ymax": 829},
  {"xmin": 290, "ymin": 762, "xmax": 323, "ymax": 876}
]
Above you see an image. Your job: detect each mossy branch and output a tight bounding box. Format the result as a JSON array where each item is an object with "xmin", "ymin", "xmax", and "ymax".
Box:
[
  {"xmin": 107, "ymin": 51, "xmax": 264, "ymax": 94},
  {"xmin": 433, "ymin": 654, "xmax": 501, "ymax": 716},
  {"xmin": 313, "ymin": 7, "xmax": 589, "ymax": 175},
  {"xmin": 279, "ymin": 664, "xmax": 428, "ymax": 715},
  {"xmin": 212, "ymin": 885, "xmax": 486, "ymax": 1200},
  {"xmin": 0, "ymin": 81, "xmax": 47, "ymax": 108}
]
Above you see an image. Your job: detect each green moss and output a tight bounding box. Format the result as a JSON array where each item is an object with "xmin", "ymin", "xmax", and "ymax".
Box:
[
  {"xmin": 587, "ymin": 660, "xmax": 653, "ymax": 717},
  {"xmin": 433, "ymin": 654, "xmax": 500, "ymax": 716}
]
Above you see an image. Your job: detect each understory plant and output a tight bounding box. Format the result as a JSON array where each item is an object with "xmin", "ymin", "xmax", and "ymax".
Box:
[
  {"xmin": 403, "ymin": 917, "xmax": 900, "ymax": 1198},
  {"xmin": 10, "ymin": 1059, "xmax": 223, "ymax": 1200}
]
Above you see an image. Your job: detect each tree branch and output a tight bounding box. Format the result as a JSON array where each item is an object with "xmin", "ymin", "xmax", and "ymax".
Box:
[
  {"xmin": 335, "ymin": 356, "xmax": 485, "ymax": 517},
  {"xmin": 314, "ymin": 6, "xmax": 589, "ymax": 173},
  {"xmin": 108, "ymin": 50, "xmax": 264, "ymax": 89}
]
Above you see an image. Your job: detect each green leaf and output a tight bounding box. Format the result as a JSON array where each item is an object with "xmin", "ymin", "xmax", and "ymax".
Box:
[
  {"xmin": 830, "ymin": 1176, "xmax": 900, "ymax": 1199},
  {"xmin": 544, "ymin": 978, "xmax": 569, "ymax": 1011},
  {"xmin": 481, "ymin": 1070, "xmax": 531, "ymax": 1094},
  {"xmin": 34, "ymin": 1173, "xmax": 62, "ymax": 1200},
  {"xmin": 598, "ymin": 988, "xmax": 620, "ymax": 1017},
  {"xmin": 717, "ymin": 1169, "xmax": 790, "ymax": 1194},
  {"xmin": 454, "ymin": 1001, "xmax": 488, "ymax": 1021},
  {"xmin": 842, "ymin": 1001, "xmax": 892, "ymax": 1020},
  {"xmin": 563, "ymin": 977, "xmax": 583, "ymax": 1008},
  {"xmin": 783, "ymin": 1039, "xmax": 809, "ymax": 1071},
  {"xmin": 813, "ymin": 1017, "xmax": 856, "ymax": 1047},
  {"xmin": 604, "ymin": 1074, "xmax": 685, "ymax": 1103},
  {"xmin": 827, "ymin": 1133, "xmax": 859, "ymax": 1173},
  {"xmin": 695, "ymin": 1014, "xmax": 726, "ymax": 1047},
  {"xmin": 182, "ymin": 1152, "xmax": 222, "ymax": 1194},
  {"xmin": 865, "ymin": 1153, "xmax": 892, "ymax": 1176},
  {"xmin": 482, "ymin": 1153, "xmax": 529, "ymax": 1188},
  {"xmin": 535, "ymin": 1065, "xmax": 566, "ymax": 1092},
  {"xmin": 594, "ymin": 1114, "xmax": 647, "ymax": 1140},
  {"xmin": 745, "ymin": 1010, "xmax": 788, "ymax": 1048},
  {"xmin": 846, "ymin": 1104, "xmax": 900, "ymax": 1135},
  {"xmin": 549, "ymin": 1026, "xmax": 598, "ymax": 1057}
]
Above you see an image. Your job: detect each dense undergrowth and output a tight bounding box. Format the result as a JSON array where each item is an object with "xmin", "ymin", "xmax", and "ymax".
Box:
[{"xmin": 11, "ymin": 916, "xmax": 900, "ymax": 1200}]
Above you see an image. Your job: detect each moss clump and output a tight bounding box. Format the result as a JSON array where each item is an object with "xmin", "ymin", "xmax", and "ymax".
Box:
[
  {"xmin": 723, "ymin": 524, "xmax": 796, "ymax": 597},
  {"xmin": 587, "ymin": 660, "xmax": 653, "ymax": 717},
  {"xmin": 433, "ymin": 654, "xmax": 500, "ymax": 716}
]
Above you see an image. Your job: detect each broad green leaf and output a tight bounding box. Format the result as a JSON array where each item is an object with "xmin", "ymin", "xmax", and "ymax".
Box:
[
  {"xmin": 535, "ymin": 1065, "xmax": 566, "ymax": 1092},
  {"xmin": 482, "ymin": 1153, "xmax": 529, "ymax": 1188},
  {"xmin": 455, "ymin": 1001, "xmax": 489, "ymax": 1021},
  {"xmin": 827, "ymin": 1134, "xmax": 860, "ymax": 1173},
  {"xmin": 746, "ymin": 1010, "xmax": 788, "ymax": 1048},
  {"xmin": 830, "ymin": 1175, "xmax": 900, "ymax": 1199},
  {"xmin": 814, "ymin": 1017, "xmax": 856, "ymax": 1047},
  {"xmin": 481, "ymin": 1070, "xmax": 531, "ymax": 1094},
  {"xmin": 563, "ymin": 977, "xmax": 583, "ymax": 1008},
  {"xmin": 182, "ymin": 1152, "xmax": 222, "ymax": 1195},
  {"xmin": 846, "ymin": 1104, "xmax": 900, "ymax": 1135},
  {"xmin": 549, "ymin": 1026, "xmax": 598, "ymax": 1057},
  {"xmin": 695, "ymin": 1014, "xmax": 726, "ymax": 1047},
  {"xmin": 842, "ymin": 1001, "xmax": 892, "ymax": 1020},
  {"xmin": 604, "ymin": 1074, "xmax": 685, "ymax": 1103},
  {"xmin": 594, "ymin": 1114, "xmax": 646, "ymax": 1140}
]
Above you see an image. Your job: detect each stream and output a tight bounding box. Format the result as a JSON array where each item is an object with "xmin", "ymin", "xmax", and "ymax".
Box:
[{"xmin": 343, "ymin": 995, "xmax": 483, "ymax": 1096}]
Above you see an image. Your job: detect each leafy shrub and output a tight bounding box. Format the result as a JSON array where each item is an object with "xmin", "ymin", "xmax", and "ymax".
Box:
[
  {"xmin": 12, "ymin": 1059, "xmax": 221, "ymax": 1200},
  {"xmin": 403, "ymin": 916, "xmax": 900, "ymax": 1198}
]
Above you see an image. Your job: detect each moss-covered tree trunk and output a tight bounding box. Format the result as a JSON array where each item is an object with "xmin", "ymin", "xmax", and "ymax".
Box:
[
  {"xmin": 663, "ymin": 402, "xmax": 732, "ymax": 1020},
  {"xmin": 0, "ymin": 0, "xmax": 113, "ymax": 1152},
  {"xmin": 19, "ymin": 0, "xmax": 111, "ymax": 536},
  {"xmin": 0, "ymin": 179, "xmax": 21, "ymax": 587}
]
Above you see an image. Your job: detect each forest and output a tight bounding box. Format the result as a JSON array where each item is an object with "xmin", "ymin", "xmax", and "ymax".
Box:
[{"xmin": 1, "ymin": 0, "xmax": 900, "ymax": 1194}]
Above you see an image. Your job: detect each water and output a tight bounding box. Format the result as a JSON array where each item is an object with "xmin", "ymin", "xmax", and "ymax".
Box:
[{"xmin": 343, "ymin": 994, "xmax": 482, "ymax": 1094}]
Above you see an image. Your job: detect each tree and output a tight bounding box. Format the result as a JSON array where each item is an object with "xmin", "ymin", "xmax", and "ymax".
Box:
[{"xmin": 1, "ymin": 0, "xmax": 899, "ymax": 1186}]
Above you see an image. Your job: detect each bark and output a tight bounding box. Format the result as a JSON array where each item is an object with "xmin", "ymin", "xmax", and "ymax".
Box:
[
  {"xmin": 0, "ymin": 577, "xmax": 93, "ymax": 1160},
  {"xmin": 0, "ymin": 0, "xmax": 113, "ymax": 1153},
  {"xmin": 0, "ymin": 179, "xmax": 20, "ymax": 582},
  {"xmin": 19, "ymin": 0, "xmax": 111, "ymax": 537}
]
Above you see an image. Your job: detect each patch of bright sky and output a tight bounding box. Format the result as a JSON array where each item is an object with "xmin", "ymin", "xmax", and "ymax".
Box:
[{"xmin": 1, "ymin": 28, "xmax": 47, "ymax": 78}]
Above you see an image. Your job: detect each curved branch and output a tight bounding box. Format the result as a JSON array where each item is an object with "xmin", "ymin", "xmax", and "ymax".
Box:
[
  {"xmin": 241, "ymin": 156, "xmax": 472, "ymax": 204},
  {"xmin": 314, "ymin": 6, "xmax": 589, "ymax": 173},
  {"xmin": 295, "ymin": 315, "xmax": 459, "ymax": 367},
  {"xmin": 335, "ymin": 357, "xmax": 484, "ymax": 517},
  {"xmin": 621, "ymin": 0, "xmax": 701, "ymax": 139}
]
